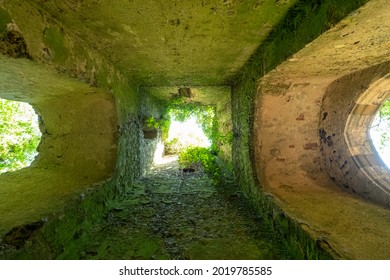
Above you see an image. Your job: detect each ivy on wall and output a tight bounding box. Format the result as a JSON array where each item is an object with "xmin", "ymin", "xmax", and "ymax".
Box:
[
  {"xmin": 145, "ymin": 96, "xmax": 216, "ymax": 147},
  {"xmin": 178, "ymin": 146, "xmax": 220, "ymax": 180}
]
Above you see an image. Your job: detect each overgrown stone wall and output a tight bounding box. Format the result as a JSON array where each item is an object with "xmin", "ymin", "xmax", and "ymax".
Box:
[
  {"xmin": 0, "ymin": 56, "xmax": 118, "ymax": 234},
  {"xmin": 138, "ymin": 88, "xmax": 167, "ymax": 175},
  {"xmin": 143, "ymin": 86, "xmax": 233, "ymax": 164},
  {"xmin": 0, "ymin": 2, "xmax": 154, "ymax": 256},
  {"xmin": 1, "ymin": 0, "xmax": 381, "ymax": 259},
  {"xmin": 231, "ymin": 0, "xmax": 368, "ymax": 259}
]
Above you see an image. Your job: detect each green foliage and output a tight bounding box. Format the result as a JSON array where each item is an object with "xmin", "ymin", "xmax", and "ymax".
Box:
[
  {"xmin": 144, "ymin": 116, "xmax": 170, "ymax": 140},
  {"xmin": 371, "ymin": 99, "xmax": 390, "ymax": 150},
  {"xmin": 178, "ymin": 147, "xmax": 219, "ymax": 179},
  {"xmin": 164, "ymin": 137, "xmax": 184, "ymax": 155},
  {"xmin": 164, "ymin": 97, "xmax": 215, "ymax": 143},
  {"xmin": 0, "ymin": 99, "xmax": 41, "ymax": 173},
  {"xmin": 145, "ymin": 116, "xmax": 159, "ymax": 129},
  {"xmin": 220, "ymin": 131, "xmax": 233, "ymax": 145},
  {"xmin": 159, "ymin": 95, "xmax": 231, "ymax": 161}
]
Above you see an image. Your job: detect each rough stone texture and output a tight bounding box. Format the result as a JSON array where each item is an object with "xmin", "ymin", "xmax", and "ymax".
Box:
[
  {"xmin": 320, "ymin": 62, "xmax": 390, "ymax": 207},
  {"xmin": 11, "ymin": 0, "xmax": 297, "ymax": 86},
  {"xmin": 0, "ymin": 0, "xmax": 161, "ymax": 237},
  {"xmin": 253, "ymin": 0, "xmax": 390, "ymax": 259},
  {"xmin": 0, "ymin": 0, "xmax": 388, "ymax": 260},
  {"xmin": 1, "ymin": 158, "xmax": 313, "ymax": 260},
  {"xmin": 0, "ymin": 56, "xmax": 118, "ymax": 234},
  {"xmin": 231, "ymin": 0, "xmax": 369, "ymax": 201}
]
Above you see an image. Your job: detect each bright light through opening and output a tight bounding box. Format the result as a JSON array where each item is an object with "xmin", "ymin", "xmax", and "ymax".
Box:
[
  {"xmin": 0, "ymin": 98, "xmax": 41, "ymax": 173},
  {"xmin": 167, "ymin": 115, "xmax": 211, "ymax": 148},
  {"xmin": 370, "ymin": 99, "xmax": 390, "ymax": 168}
]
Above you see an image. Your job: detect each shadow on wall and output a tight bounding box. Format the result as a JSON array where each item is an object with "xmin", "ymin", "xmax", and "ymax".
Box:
[{"xmin": 0, "ymin": 56, "xmax": 118, "ymax": 234}]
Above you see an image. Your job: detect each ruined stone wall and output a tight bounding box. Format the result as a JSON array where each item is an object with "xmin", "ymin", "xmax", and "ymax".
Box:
[
  {"xmin": 0, "ymin": 56, "xmax": 118, "ymax": 234},
  {"xmin": 253, "ymin": 0, "xmax": 390, "ymax": 259},
  {"xmin": 0, "ymin": 1, "xmax": 153, "ymax": 252},
  {"xmin": 231, "ymin": 0, "xmax": 368, "ymax": 195},
  {"xmin": 231, "ymin": 0, "xmax": 370, "ymax": 259},
  {"xmin": 138, "ymin": 88, "xmax": 167, "ymax": 175}
]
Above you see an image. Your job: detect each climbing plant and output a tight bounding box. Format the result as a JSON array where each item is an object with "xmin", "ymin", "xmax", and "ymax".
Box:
[
  {"xmin": 167, "ymin": 98, "xmax": 215, "ymax": 140},
  {"xmin": 145, "ymin": 96, "xmax": 216, "ymax": 147},
  {"xmin": 0, "ymin": 99, "xmax": 41, "ymax": 173},
  {"xmin": 144, "ymin": 94, "xmax": 232, "ymax": 177},
  {"xmin": 178, "ymin": 146, "xmax": 219, "ymax": 179}
]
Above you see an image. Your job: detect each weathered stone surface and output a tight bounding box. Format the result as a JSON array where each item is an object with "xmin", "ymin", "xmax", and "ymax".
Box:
[
  {"xmin": 0, "ymin": 0, "xmax": 388, "ymax": 261},
  {"xmin": 253, "ymin": 0, "xmax": 390, "ymax": 259},
  {"xmin": 0, "ymin": 56, "xmax": 118, "ymax": 235}
]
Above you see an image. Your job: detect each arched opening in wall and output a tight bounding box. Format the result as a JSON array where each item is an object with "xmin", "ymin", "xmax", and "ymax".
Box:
[
  {"xmin": 0, "ymin": 56, "xmax": 117, "ymax": 235},
  {"xmin": 164, "ymin": 105, "xmax": 214, "ymax": 154},
  {"xmin": 320, "ymin": 63, "xmax": 390, "ymax": 208},
  {"xmin": 151, "ymin": 102, "xmax": 217, "ymax": 174},
  {"xmin": 369, "ymin": 98, "xmax": 390, "ymax": 168},
  {"xmin": 0, "ymin": 98, "xmax": 41, "ymax": 174}
]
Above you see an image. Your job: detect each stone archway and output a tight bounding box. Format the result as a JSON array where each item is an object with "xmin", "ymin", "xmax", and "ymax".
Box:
[{"xmin": 320, "ymin": 62, "xmax": 390, "ymax": 207}]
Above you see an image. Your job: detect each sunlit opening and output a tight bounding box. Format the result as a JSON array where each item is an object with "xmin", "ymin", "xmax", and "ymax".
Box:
[
  {"xmin": 152, "ymin": 102, "xmax": 215, "ymax": 166},
  {"xmin": 370, "ymin": 98, "xmax": 390, "ymax": 168},
  {"xmin": 167, "ymin": 115, "xmax": 211, "ymax": 148},
  {"xmin": 0, "ymin": 98, "xmax": 42, "ymax": 173}
]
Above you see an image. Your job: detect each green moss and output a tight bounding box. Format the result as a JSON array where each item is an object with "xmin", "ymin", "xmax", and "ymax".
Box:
[
  {"xmin": 231, "ymin": 0, "xmax": 369, "ymax": 199},
  {"xmin": 0, "ymin": 8, "xmax": 12, "ymax": 34},
  {"xmin": 187, "ymin": 238, "xmax": 269, "ymax": 260},
  {"xmin": 247, "ymin": 188, "xmax": 333, "ymax": 259},
  {"xmin": 43, "ymin": 27, "xmax": 68, "ymax": 63},
  {"xmin": 230, "ymin": 0, "xmax": 368, "ymax": 259}
]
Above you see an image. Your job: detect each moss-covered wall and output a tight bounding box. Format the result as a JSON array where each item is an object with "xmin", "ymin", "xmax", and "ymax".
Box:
[
  {"xmin": 144, "ymin": 86, "xmax": 233, "ymax": 164},
  {"xmin": 0, "ymin": 0, "xmax": 380, "ymax": 260},
  {"xmin": 13, "ymin": 0, "xmax": 298, "ymax": 86},
  {"xmin": 231, "ymin": 0, "xmax": 368, "ymax": 258},
  {"xmin": 0, "ymin": 1, "xmax": 154, "ymax": 256},
  {"xmin": 253, "ymin": 0, "xmax": 390, "ymax": 259},
  {"xmin": 0, "ymin": 56, "xmax": 118, "ymax": 235}
]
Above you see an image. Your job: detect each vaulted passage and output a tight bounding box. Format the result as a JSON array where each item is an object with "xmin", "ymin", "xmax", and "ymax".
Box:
[
  {"xmin": 1, "ymin": 0, "xmax": 389, "ymax": 260},
  {"xmin": 20, "ymin": 158, "xmax": 293, "ymax": 260}
]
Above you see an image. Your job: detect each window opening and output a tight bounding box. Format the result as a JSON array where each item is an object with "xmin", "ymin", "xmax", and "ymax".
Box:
[
  {"xmin": 370, "ymin": 98, "xmax": 390, "ymax": 168},
  {"xmin": 164, "ymin": 105, "xmax": 214, "ymax": 155},
  {"xmin": 0, "ymin": 98, "xmax": 41, "ymax": 173}
]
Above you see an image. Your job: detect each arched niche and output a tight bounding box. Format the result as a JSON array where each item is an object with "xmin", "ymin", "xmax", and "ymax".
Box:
[{"xmin": 319, "ymin": 61, "xmax": 390, "ymax": 208}]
